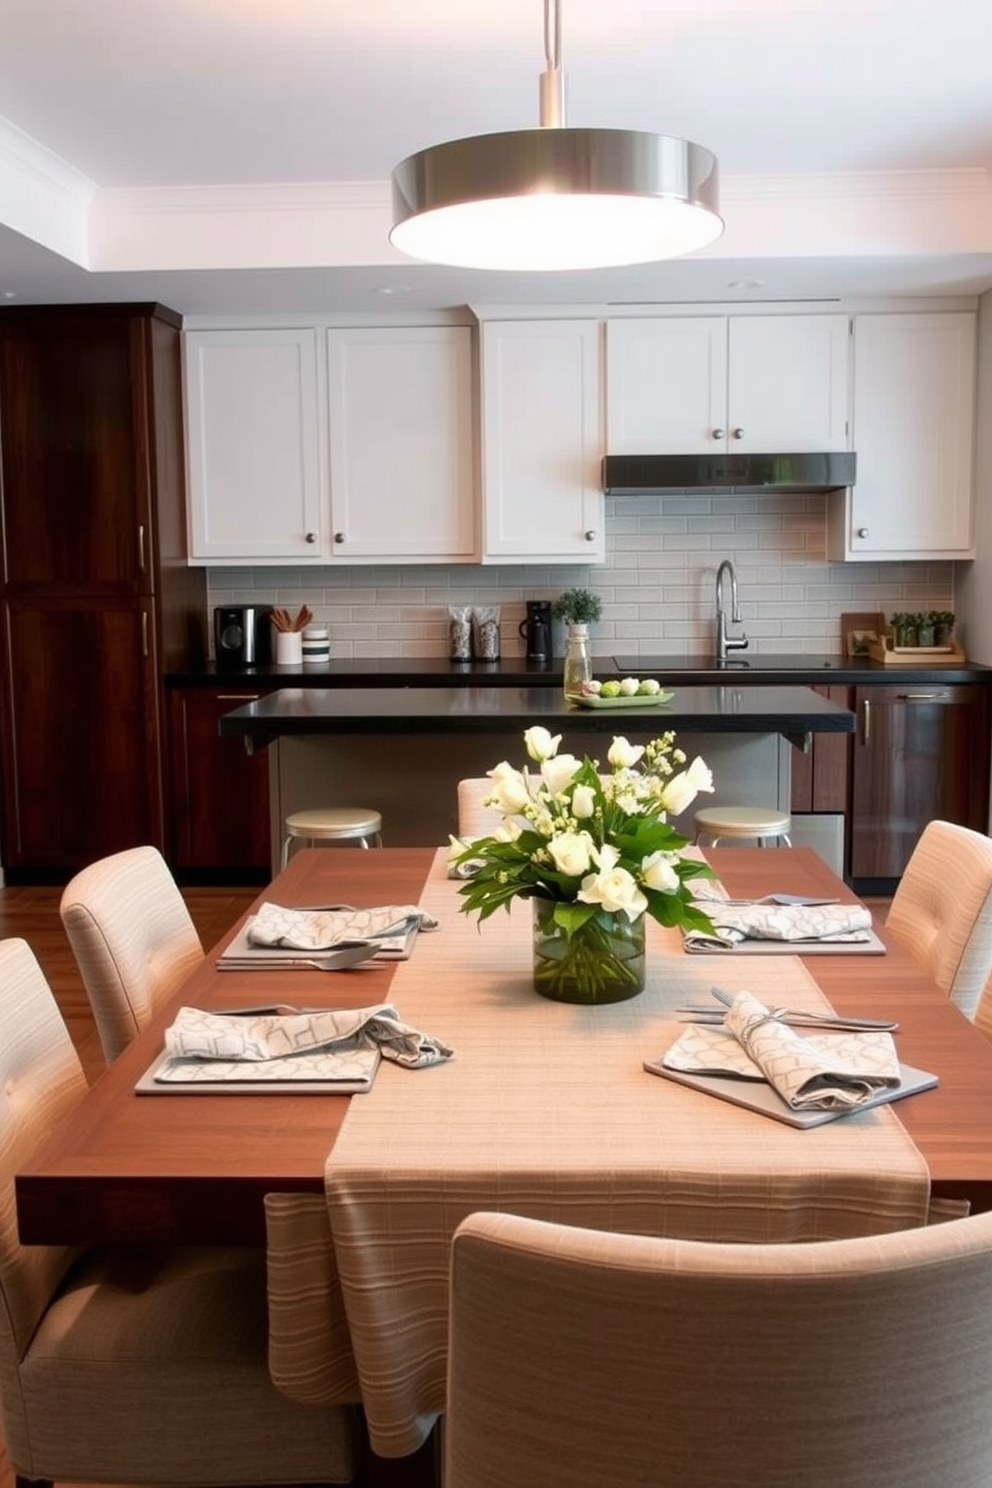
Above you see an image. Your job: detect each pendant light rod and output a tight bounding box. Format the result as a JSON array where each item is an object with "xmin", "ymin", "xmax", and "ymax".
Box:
[{"xmin": 540, "ymin": 0, "xmax": 565, "ymax": 129}]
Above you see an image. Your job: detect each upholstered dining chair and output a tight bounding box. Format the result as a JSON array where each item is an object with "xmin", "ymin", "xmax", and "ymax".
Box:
[
  {"xmin": 883, "ymin": 818, "xmax": 992, "ymax": 1019},
  {"xmin": 0, "ymin": 936, "xmax": 361, "ymax": 1488},
  {"xmin": 60, "ymin": 844, "xmax": 205, "ymax": 1062},
  {"xmin": 456, "ymin": 777, "xmax": 501, "ymax": 839},
  {"xmin": 445, "ymin": 1207, "xmax": 992, "ymax": 1488}
]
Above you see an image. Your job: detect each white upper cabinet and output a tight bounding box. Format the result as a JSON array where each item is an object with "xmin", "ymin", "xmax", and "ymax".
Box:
[
  {"xmin": 827, "ymin": 312, "xmax": 976, "ymax": 561},
  {"xmin": 480, "ymin": 319, "xmax": 604, "ymax": 563},
  {"xmin": 606, "ymin": 314, "xmax": 851, "ymax": 454},
  {"xmin": 325, "ymin": 326, "xmax": 476, "ymax": 561},
  {"xmin": 184, "ymin": 324, "xmax": 477, "ymax": 565},
  {"xmin": 184, "ymin": 328, "xmax": 324, "ymax": 562}
]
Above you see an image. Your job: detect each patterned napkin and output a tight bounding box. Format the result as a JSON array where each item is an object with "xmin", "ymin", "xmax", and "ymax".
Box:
[
  {"xmin": 684, "ymin": 900, "xmax": 873, "ymax": 951},
  {"xmin": 247, "ymin": 903, "xmax": 439, "ymax": 954},
  {"xmin": 663, "ymin": 989, "xmax": 901, "ymax": 1110},
  {"xmin": 165, "ymin": 1003, "xmax": 454, "ymax": 1070}
]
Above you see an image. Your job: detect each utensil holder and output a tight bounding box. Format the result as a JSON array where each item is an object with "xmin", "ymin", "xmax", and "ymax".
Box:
[{"xmin": 275, "ymin": 630, "xmax": 303, "ymax": 665}]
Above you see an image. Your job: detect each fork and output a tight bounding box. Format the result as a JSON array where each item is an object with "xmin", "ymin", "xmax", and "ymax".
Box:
[
  {"xmin": 706, "ymin": 985, "xmax": 898, "ymax": 1031},
  {"xmin": 216, "ymin": 945, "xmax": 380, "ymax": 973}
]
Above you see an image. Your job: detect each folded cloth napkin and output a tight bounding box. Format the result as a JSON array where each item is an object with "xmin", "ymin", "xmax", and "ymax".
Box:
[
  {"xmin": 663, "ymin": 989, "xmax": 900, "ymax": 1110},
  {"xmin": 247, "ymin": 903, "xmax": 439, "ymax": 954},
  {"xmin": 684, "ymin": 901, "xmax": 873, "ymax": 951},
  {"xmin": 164, "ymin": 1003, "xmax": 453, "ymax": 1070}
]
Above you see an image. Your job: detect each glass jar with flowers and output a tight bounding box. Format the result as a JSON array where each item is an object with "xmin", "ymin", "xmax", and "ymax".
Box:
[{"xmin": 450, "ymin": 726, "xmax": 718, "ymax": 1004}]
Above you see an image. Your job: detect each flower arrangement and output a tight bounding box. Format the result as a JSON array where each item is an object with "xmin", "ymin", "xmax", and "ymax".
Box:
[{"xmin": 451, "ymin": 726, "xmax": 717, "ymax": 1002}]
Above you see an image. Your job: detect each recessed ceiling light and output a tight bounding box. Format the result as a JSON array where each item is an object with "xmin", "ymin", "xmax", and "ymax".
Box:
[
  {"xmin": 373, "ymin": 284, "xmax": 411, "ymax": 296},
  {"xmin": 727, "ymin": 280, "xmax": 765, "ymax": 290}
]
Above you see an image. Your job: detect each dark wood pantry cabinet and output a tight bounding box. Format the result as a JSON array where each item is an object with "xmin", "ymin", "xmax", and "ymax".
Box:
[{"xmin": 0, "ymin": 304, "xmax": 206, "ymax": 882}]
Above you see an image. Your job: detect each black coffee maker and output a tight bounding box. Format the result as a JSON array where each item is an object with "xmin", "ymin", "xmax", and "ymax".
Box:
[{"xmin": 519, "ymin": 600, "xmax": 553, "ymax": 663}]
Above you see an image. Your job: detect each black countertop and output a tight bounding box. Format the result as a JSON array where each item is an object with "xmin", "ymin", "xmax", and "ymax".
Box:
[
  {"xmin": 170, "ymin": 653, "xmax": 992, "ymax": 689},
  {"xmin": 218, "ymin": 684, "xmax": 856, "ymax": 752}
]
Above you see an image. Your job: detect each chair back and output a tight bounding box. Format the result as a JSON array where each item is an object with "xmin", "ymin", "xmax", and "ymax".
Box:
[
  {"xmin": 446, "ymin": 1208, "xmax": 992, "ymax": 1488},
  {"xmin": 456, "ymin": 778, "xmax": 501, "ymax": 840},
  {"xmin": 0, "ymin": 939, "xmax": 87, "ymax": 1456},
  {"xmin": 60, "ymin": 845, "xmax": 203, "ymax": 1062},
  {"xmin": 885, "ymin": 819, "xmax": 992, "ymax": 1018}
]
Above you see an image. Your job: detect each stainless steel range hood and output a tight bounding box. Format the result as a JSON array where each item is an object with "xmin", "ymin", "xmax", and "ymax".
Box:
[{"xmin": 602, "ymin": 451, "xmax": 856, "ymax": 494}]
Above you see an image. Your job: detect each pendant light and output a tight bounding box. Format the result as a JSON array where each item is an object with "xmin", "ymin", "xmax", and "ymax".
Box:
[{"xmin": 389, "ymin": 0, "xmax": 723, "ymax": 272}]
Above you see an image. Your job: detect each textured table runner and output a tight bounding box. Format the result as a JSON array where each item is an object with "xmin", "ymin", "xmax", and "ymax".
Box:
[{"xmin": 321, "ymin": 849, "xmax": 931, "ymax": 1456}]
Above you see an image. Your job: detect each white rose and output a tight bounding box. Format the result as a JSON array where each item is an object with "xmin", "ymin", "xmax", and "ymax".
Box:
[
  {"xmin": 571, "ymin": 783, "xmax": 597, "ymax": 819},
  {"xmin": 608, "ymin": 736, "xmax": 645, "ymax": 770},
  {"xmin": 493, "ymin": 819, "xmax": 522, "ymax": 843},
  {"xmin": 578, "ymin": 852, "xmax": 648, "ymax": 919},
  {"xmin": 641, "ymin": 850, "xmax": 681, "ymax": 893},
  {"xmin": 659, "ymin": 757, "xmax": 714, "ymax": 817},
  {"xmin": 523, "ymin": 726, "xmax": 562, "ymax": 762},
  {"xmin": 548, "ymin": 831, "xmax": 594, "ymax": 877},
  {"xmin": 541, "ymin": 753, "xmax": 581, "ymax": 797},
  {"xmin": 486, "ymin": 761, "xmax": 531, "ymax": 814},
  {"xmin": 618, "ymin": 676, "xmax": 640, "ymax": 697}
]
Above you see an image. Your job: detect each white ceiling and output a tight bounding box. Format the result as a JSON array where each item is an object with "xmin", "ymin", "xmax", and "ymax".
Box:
[{"xmin": 2, "ymin": 0, "xmax": 992, "ymax": 316}]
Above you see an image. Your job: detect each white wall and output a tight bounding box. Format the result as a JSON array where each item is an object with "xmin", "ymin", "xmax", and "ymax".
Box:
[
  {"xmin": 955, "ymin": 292, "xmax": 992, "ymax": 666},
  {"xmin": 207, "ymin": 493, "xmax": 955, "ymax": 659}
]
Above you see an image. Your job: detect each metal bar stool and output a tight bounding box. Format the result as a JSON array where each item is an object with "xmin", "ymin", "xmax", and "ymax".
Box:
[
  {"xmin": 281, "ymin": 807, "xmax": 383, "ymax": 868},
  {"xmin": 693, "ymin": 805, "xmax": 792, "ymax": 848}
]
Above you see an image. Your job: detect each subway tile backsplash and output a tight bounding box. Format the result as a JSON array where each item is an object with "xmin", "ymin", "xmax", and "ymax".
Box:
[{"xmin": 206, "ymin": 493, "xmax": 955, "ymax": 659}]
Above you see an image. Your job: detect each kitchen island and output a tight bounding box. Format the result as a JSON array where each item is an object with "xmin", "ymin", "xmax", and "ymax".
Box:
[{"xmin": 218, "ymin": 684, "xmax": 854, "ymax": 862}]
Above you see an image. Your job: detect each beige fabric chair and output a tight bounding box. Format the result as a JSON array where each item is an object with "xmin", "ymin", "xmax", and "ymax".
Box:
[
  {"xmin": 885, "ymin": 818, "xmax": 992, "ymax": 1019},
  {"xmin": 456, "ymin": 777, "xmax": 501, "ymax": 839},
  {"xmin": 0, "ymin": 937, "xmax": 360, "ymax": 1488},
  {"xmin": 60, "ymin": 844, "xmax": 205, "ymax": 1062},
  {"xmin": 446, "ymin": 1208, "xmax": 992, "ymax": 1488}
]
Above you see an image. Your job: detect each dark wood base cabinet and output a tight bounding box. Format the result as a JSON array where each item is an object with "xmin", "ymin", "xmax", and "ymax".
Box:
[
  {"xmin": 848, "ymin": 682, "xmax": 992, "ymax": 893},
  {"xmin": 168, "ymin": 688, "xmax": 271, "ymax": 883}
]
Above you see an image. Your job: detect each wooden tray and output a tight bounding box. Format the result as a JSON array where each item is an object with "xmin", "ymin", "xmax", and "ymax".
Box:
[{"xmin": 866, "ymin": 637, "xmax": 966, "ymax": 665}]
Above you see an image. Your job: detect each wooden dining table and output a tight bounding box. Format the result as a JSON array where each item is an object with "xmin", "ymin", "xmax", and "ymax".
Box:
[{"xmin": 16, "ymin": 844, "xmax": 992, "ymax": 1251}]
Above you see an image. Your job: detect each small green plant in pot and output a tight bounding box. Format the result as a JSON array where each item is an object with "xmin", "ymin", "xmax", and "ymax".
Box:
[
  {"xmin": 552, "ymin": 589, "xmax": 603, "ymax": 697},
  {"xmin": 551, "ymin": 588, "xmax": 603, "ymax": 627}
]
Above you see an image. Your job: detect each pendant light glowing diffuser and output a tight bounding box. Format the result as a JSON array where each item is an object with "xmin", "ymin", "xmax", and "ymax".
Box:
[{"xmin": 388, "ymin": 2, "xmax": 723, "ymax": 272}]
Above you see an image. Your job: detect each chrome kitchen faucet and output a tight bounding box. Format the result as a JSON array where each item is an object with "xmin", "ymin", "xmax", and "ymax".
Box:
[{"xmin": 715, "ymin": 559, "xmax": 749, "ymax": 661}]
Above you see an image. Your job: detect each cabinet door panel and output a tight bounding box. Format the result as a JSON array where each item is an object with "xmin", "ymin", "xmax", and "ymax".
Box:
[
  {"xmin": 481, "ymin": 320, "xmax": 604, "ymax": 561},
  {"xmin": 606, "ymin": 318, "xmax": 725, "ymax": 454},
  {"xmin": 326, "ymin": 327, "xmax": 476, "ymax": 559},
  {"xmin": 849, "ymin": 683, "xmax": 990, "ymax": 882},
  {"xmin": 0, "ymin": 317, "xmax": 150, "ymax": 591},
  {"xmin": 790, "ymin": 683, "xmax": 851, "ymax": 812},
  {"xmin": 0, "ymin": 599, "xmax": 161, "ymax": 871},
  {"xmin": 729, "ymin": 315, "xmax": 850, "ymax": 451},
  {"xmin": 831, "ymin": 312, "xmax": 976, "ymax": 560},
  {"xmin": 168, "ymin": 688, "xmax": 271, "ymax": 875},
  {"xmin": 184, "ymin": 329, "xmax": 323, "ymax": 561}
]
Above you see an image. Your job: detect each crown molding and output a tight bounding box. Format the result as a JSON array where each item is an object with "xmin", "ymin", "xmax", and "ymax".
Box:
[{"xmin": 0, "ymin": 114, "xmax": 94, "ymax": 264}]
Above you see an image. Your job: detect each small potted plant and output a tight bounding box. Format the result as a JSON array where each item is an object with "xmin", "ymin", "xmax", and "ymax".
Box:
[
  {"xmin": 932, "ymin": 610, "xmax": 956, "ymax": 647},
  {"xmin": 552, "ymin": 589, "xmax": 603, "ymax": 697}
]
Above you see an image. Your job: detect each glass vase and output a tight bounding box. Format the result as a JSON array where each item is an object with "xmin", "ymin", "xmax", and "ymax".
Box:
[
  {"xmin": 532, "ymin": 898, "xmax": 646, "ymax": 1004},
  {"xmin": 562, "ymin": 623, "xmax": 591, "ymax": 699}
]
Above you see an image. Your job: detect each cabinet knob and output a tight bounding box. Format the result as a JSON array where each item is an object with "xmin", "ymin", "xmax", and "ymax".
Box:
[
  {"xmin": 857, "ymin": 527, "xmax": 869, "ymax": 539},
  {"xmin": 712, "ymin": 428, "xmax": 725, "ymax": 441},
  {"xmin": 334, "ymin": 532, "xmax": 346, "ymax": 544},
  {"xmin": 731, "ymin": 427, "xmax": 745, "ymax": 440},
  {"xmin": 584, "ymin": 530, "xmax": 597, "ymax": 542},
  {"xmin": 305, "ymin": 531, "xmax": 317, "ymax": 544}
]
